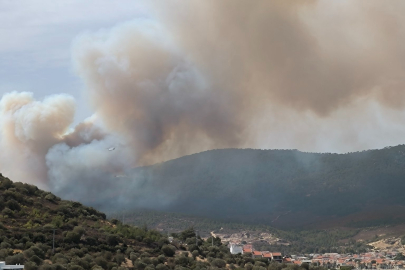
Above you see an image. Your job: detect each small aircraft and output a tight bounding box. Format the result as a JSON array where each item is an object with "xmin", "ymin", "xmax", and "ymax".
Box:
[{"xmin": 108, "ymin": 147, "xmax": 115, "ymax": 151}]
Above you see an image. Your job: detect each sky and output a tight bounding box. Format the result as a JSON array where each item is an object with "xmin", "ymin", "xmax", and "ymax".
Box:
[
  {"xmin": 2, "ymin": 0, "xmax": 405, "ymax": 192},
  {"xmin": 0, "ymin": 0, "xmax": 149, "ymax": 123}
]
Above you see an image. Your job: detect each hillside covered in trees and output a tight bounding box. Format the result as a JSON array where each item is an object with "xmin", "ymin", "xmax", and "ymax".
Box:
[
  {"xmin": 108, "ymin": 145, "xmax": 405, "ymax": 229},
  {"xmin": 2, "ymin": 174, "xmax": 322, "ymax": 270}
]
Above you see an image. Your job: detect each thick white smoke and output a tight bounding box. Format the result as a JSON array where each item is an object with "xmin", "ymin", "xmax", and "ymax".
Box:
[
  {"xmin": 0, "ymin": 92, "xmax": 75, "ymax": 188},
  {"xmin": 1, "ymin": 1, "xmax": 405, "ymax": 209}
]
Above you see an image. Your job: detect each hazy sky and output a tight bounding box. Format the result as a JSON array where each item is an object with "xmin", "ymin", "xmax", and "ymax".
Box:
[{"xmin": 0, "ymin": 0, "xmax": 149, "ymax": 123}]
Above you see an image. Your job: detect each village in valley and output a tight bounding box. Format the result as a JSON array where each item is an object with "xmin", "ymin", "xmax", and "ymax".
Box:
[{"xmin": 228, "ymin": 243, "xmax": 405, "ymax": 269}]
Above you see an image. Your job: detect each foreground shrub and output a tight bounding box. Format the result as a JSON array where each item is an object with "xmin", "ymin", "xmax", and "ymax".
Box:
[{"xmin": 161, "ymin": 245, "xmax": 175, "ymax": 257}]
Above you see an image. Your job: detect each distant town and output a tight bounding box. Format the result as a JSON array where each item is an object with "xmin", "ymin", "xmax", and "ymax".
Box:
[{"xmin": 229, "ymin": 244, "xmax": 405, "ymax": 269}]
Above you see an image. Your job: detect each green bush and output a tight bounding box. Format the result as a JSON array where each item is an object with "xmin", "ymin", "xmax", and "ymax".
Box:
[
  {"xmin": 53, "ymin": 264, "xmax": 67, "ymax": 270},
  {"xmin": 180, "ymin": 228, "xmax": 195, "ymax": 241},
  {"xmin": 25, "ymin": 241, "xmax": 34, "ymax": 249},
  {"xmin": 4, "ymin": 190, "xmax": 23, "ymax": 202},
  {"xmin": 192, "ymin": 250, "xmax": 199, "ymax": 258},
  {"xmin": 0, "ymin": 241, "xmax": 11, "ymax": 249},
  {"xmin": 115, "ymin": 253, "xmax": 125, "ymax": 265},
  {"xmin": 64, "ymin": 232, "xmax": 81, "ymax": 244},
  {"xmin": 142, "ymin": 257, "xmax": 152, "ymax": 265},
  {"xmin": 211, "ymin": 258, "xmax": 226, "ymax": 268},
  {"xmin": 52, "ymin": 253, "xmax": 68, "ymax": 265},
  {"xmin": 157, "ymin": 255, "xmax": 165, "ymax": 263},
  {"xmin": 107, "ymin": 234, "xmax": 120, "ymax": 246},
  {"xmin": 244, "ymin": 262, "xmax": 254, "ymax": 270},
  {"xmin": 187, "ymin": 244, "xmax": 198, "ymax": 252},
  {"xmin": 66, "ymin": 265, "xmax": 84, "ymax": 270},
  {"xmin": 95, "ymin": 256, "xmax": 108, "ymax": 269},
  {"xmin": 2, "ymin": 207, "xmax": 14, "ymax": 217},
  {"xmin": 5, "ymin": 253, "xmax": 25, "ymax": 265},
  {"xmin": 45, "ymin": 194, "xmax": 57, "ymax": 202},
  {"xmin": 130, "ymin": 252, "xmax": 138, "ymax": 262},
  {"xmin": 156, "ymin": 264, "xmax": 168, "ymax": 270},
  {"xmin": 28, "ymin": 246, "xmax": 45, "ymax": 259},
  {"xmin": 301, "ymin": 262, "xmax": 310, "ymax": 270},
  {"xmin": 161, "ymin": 245, "xmax": 176, "ymax": 257},
  {"xmin": 174, "ymin": 256, "xmax": 190, "ymax": 267},
  {"xmin": 134, "ymin": 261, "xmax": 147, "ymax": 270},
  {"xmin": 29, "ymin": 255, "xmax": 43, "ymax": 266},
  {"xmin": 33, "ymin": 233, "xmax": 46, "ymax": 242},
  {"xmin": 0, "ymin": 177, "xmax": 13, "ymax": 190},
  {"xmin": 24, "ymin": 261, "xmax": 39, "ymax": 270},
  {"xmin": 52, "ymin": 216, "xmax": 64, "ymax": 228},
  {"xmin": 0, "ymin": 248, "xmax": 10, "ymax": 260}
]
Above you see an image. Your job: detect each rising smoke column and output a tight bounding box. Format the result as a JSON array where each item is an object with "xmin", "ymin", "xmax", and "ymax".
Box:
[
  {"xmin": 1, "ymin": 0, "xmax": 405, "ymax": 209},
  {"xmin": 71, "ymin": 20, "xmax": 244, "ymax": 165},
  {"xmin": 45, "ymin": 19, "xmax": 245, "ymax": 203}
]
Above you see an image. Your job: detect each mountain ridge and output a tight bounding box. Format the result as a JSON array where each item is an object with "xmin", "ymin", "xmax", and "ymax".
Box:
[{"xmin": 108, "ymin": 144, "xmax": 405, "ymax": 229}]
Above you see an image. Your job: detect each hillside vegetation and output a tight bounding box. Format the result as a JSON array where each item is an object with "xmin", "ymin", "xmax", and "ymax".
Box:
[
  {"xmin": 111, "ymin": 209, "xmax": 372, "ymax": 255},
  {"xmin": 0, "ymin": 174, "xmax": 328, "ymax": 270},
  {"xmin": 116, "ymin": 145, "xmax": 405, "ymax": 229},
  {"xmin": 0, "ymin": 173, "xmax": 164, "ymax": 270}
]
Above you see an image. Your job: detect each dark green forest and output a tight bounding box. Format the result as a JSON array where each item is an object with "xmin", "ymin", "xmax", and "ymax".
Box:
[{"xmin": 106, "ymin": 145, "xmax": 405, "ymax": 229}]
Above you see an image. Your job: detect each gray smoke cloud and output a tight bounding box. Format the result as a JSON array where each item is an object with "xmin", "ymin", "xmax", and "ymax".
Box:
[
  {"xmin": 1, "ymin": 0, "xmax": 405, "ymax": 208},
  {"xmin": 71, "ymin": 20, "xmax": 243, "ymax": 165}
]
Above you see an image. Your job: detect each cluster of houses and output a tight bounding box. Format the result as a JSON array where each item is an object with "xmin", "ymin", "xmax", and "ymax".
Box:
[
  {"xmin": 229, "ymin": 245, "xmax": 405, "ymax": 269},
  {"xmin": 229, "ymin": 244, "xmax": 283, "ymax": 263},
  {"xmin": 308, "ymin": 252, "xmax": 405, "ymax": 269}
]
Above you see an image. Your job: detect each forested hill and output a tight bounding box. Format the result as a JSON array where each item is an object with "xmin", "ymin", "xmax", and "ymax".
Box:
[
  {"xmin": 123, "ymin": 145, "xmax": 405, "ymax": 229},
  {"xmin": 0, "ymin": 174, "xmax": 164, "ymax": 269},
  {"xmin": 0, "ymin": 174, "xmax": 253, "ymax": 270}
]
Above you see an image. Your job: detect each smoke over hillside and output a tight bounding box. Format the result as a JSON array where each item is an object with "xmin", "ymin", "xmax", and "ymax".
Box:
[{"xmin": 1, "ymin": 1, "xmax": 405, "ymax": 207}]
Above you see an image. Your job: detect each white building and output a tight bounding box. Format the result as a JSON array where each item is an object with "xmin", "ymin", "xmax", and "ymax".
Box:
[
  {"xmin": 230, "ymin": 244, "xmax": 243, "ymax": 254},
  {"xmin": 0, "ymin": 262, "xmax": 24, "ymax": 270}
]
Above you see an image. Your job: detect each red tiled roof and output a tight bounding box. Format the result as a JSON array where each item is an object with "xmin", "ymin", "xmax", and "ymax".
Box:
[
  {"xmin": 272, "ymin": 252, "xmax": 282, "ymax": 256},
  {"xmin": 243, "ymin": 249, "xmax": 253, "ymax": 253},
  {"xmin": 263, "ymin": 253, "xmax": 272, "ymax": 258},
  {"xmin": 253, "ymin": 251, "xmax": 262, "ymax": 256}
]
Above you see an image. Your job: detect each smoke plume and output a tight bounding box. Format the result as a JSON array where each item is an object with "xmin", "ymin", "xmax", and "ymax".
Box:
[
  {"xmin": 1, "ymin": 1, "xmax": 405, "ymax": 209},
  {"xmin": 0, "ymin": 92, "xmax": 75, "ymax": 188}
]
